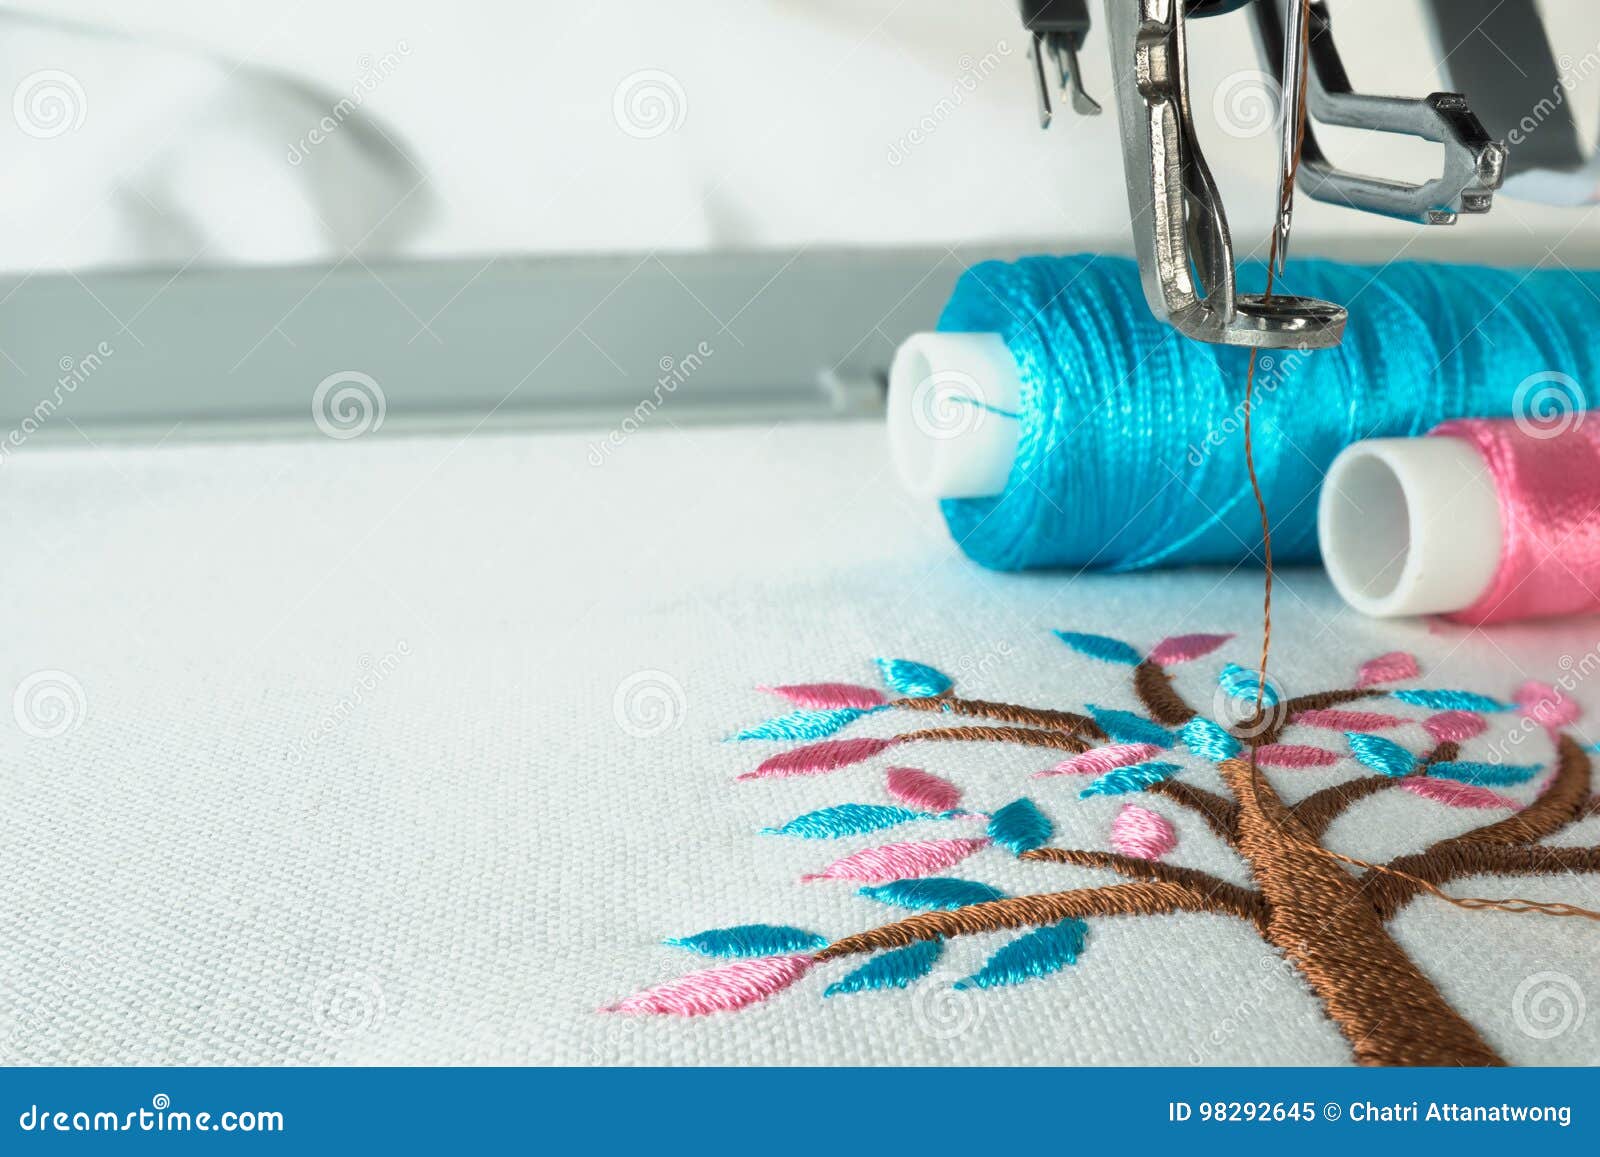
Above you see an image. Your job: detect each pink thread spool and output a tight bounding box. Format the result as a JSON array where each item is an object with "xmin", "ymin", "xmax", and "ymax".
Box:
[{"xmin": 1320, "ymin": 416, "xmax": 1600, "ymax": 624}]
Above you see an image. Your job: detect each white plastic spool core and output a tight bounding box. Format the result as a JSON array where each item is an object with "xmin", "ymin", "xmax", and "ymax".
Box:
[
  {"xmin": 887, "ymin": 332, "xmax": 1022, "ymax": 499},
  {"xmin": 1318, "ymin": 435, "xmax": 1503, "ymax": 618}
]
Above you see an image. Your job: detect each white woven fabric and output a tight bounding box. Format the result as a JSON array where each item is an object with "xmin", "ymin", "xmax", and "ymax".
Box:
[{"xmin": 1, "ymin": 421, "xmax": 1595, "ymax": 1065}]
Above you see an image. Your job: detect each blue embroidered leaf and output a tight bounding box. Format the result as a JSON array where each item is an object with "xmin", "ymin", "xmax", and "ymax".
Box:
[
  {"xmin": 1053, "ymin": 631, "xmax": 1141, "ymax": 666},
  {"xmin": 1391, "ymin": 689, "xmax": 1513, "ymax": 712},
  {"xmin": 761, "ymin": 803, "xmax": 932, "ymax": 839},
  {"xmin": 825, "ymin": 939, "xmax": 943, "ymax": 996},
  {"xmin": 858, "ymin": 878, "xmax": 1006, "ymax": 911},
  {"xmin": 665, "ymin": 924, "xmax": 828, "ymax": 958},
  {"xmin": 1179, "ymin": 716, "xmax": 1241, "ymax": 762},
  {"xmin": 1217, "ymin": 663, "xmax": 1279, "ymax": 707},
  {"xmin": 1428, "ymin": 760, "xmax": 1544, "ymax": 787},
  {"xmin": 1346, "ymin": 732, "xmax": 1417, "ymax": 778},
  {"xmin": 1087, "ymin": 705, "xmax": 1175, "ymax": 748},
  {"xmin": 1079, "ymin": 761, "xmax": 1182, "ymax": 798},
  {"xmin": 955, "ymin": 918, "xmax": 1088, "ymax": 990},
  {"xmin": 987, "ymin": 798, "xmax": 1052, "ymax": 854},
  {"xmin": 731, "ymin": 707, "xmax": 869, "ymax": 742},
  {"xmin": 875, "ymin": 658, "xmax": 952, "ymax": 699}
]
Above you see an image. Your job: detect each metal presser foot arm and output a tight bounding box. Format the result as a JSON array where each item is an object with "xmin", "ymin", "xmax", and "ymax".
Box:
[
  {"xmin": 1251, "ymin": 0, "xmax": 1507, "ymax": 225},
  {"xmin": 1102, "ymin": 0, "xmax": 1346, "ymax": 350}
]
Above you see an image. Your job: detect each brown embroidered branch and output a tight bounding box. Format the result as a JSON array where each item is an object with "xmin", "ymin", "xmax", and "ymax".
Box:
[
  {"xmin": 1366, "ymin": 845, "xmax": 1600, "ymax": 920},
  {"xmin": 890, "ymin": 695, "xmax": 1105, "ymax": 737},
  {"xmin": 1365, "ymin": 736, "xmax": 1596, "ymax": 919},
  {"xmin": 817, "ymin": 881, "xmax": 1262, "ymax": 962},
  {"xmin": 1241, "ymin": 688, "xmax": 1386, "ymax": 748},
  {"xmin": 893, "ymin": 725, "xmax": 1091, "ymax": 754},
  {"xmin": 1019, "ymin": 847, "xmax": 1262, "ymax": 916},
  {"xmin": 1133, "ymin": 660, "xmax": 1196, "ymax": 726},
  {"xmin": 1290, "ymin": 742, "xmax": 1459, "ymax": 839},
  {"xmin": 1146, "ymin": 779, "xmax": 1240, "ymax": 843}
]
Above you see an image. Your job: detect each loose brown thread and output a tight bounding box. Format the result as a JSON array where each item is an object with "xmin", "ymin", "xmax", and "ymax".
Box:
[{"xmin": 829, "ymin": 658, "xmax": 1599, "ymax": 1065}]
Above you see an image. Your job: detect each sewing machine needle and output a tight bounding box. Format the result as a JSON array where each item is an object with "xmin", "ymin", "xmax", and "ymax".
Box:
[{"xmin": 1275, "ymin": 0, "xmax": 1308, "ymax": 275}]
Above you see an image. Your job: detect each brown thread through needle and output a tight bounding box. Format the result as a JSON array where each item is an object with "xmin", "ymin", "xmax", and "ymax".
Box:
[{"xmin": 1240, "ymin": 0, "xmax": 1600, "ymax": 922}]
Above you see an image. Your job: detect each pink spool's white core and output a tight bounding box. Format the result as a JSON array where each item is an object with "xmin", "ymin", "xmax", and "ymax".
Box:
[
  {"xmin": 887, "ymin": 332, "xmax": 1021, "ymax": 499},
  {"xmin": 1319, "ymin": 436, "xmax": 1503, "ymax": 618}
]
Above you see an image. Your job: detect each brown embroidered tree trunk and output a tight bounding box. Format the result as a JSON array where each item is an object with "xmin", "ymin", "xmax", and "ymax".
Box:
[{"xmin": 1216, "ymin": 758, "xmax": 1504, "ymax": 1066}]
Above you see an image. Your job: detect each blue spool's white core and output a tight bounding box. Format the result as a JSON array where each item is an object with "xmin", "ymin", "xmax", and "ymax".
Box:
[
  {"xmin": 887, "ymin": 332, "xmax": 1022, "ymax": 499},
  {"xmin": 1318, "ymin": 437, "xmax": 1502, "ymax": 618}
]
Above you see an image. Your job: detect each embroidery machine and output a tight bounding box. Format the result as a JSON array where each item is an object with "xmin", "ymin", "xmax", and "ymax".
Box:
[{"xmin": 1016, "ymin": 0, "xmax": 1573, "ymax": 350}]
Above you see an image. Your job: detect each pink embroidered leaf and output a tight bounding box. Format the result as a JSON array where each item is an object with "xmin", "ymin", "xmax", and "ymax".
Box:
[
  {"xmin": 800, "ymin": 838, "xmax": 990, "ymax": 883},
  {"xmin": 1253, "ymin": 743, "xmax": 1340, "ymax": 769},
  {"xmin": 1295, "ymin": 708, "xmax": 1405, "ymax": 731},
  {"xmin": 1147, "ymin": 633, "xmax": 1233, "ymax": 666},
  {"xmin": 1422, "ymin": 711, "xmax": 1489, "ymax": 745},
  {"xmin": 1109, "ymin": 804, "xmax": 1177, "ymax": 860},
  {"xmin": 602, "ymin": 955, "xmax": 814, "ymax": 1016},
  {"xmin": 885, "ymin": 767, "xmax": 961, "ymax": 812},
  {"xmin": 1515, "ymin": 680, "xmax": 1581, "ymax": 730},
  {"xmin": 758, "ymin": 683, "xmax": 887, "ymax": 711},
  {"xmin": 737, "ymin": 737, "xmax": 897, "ymax": 781},
  {"xmin": 1034, "ymin": 742, "xmax": 1160, "ymax": 778},
  {"xmin": 1400, "ymin": 778, "xmax": 1520, "ymax": 811},
  {"xmin": 1357, "ymin": 651, "xmax": 1419, "ymax": 688}
]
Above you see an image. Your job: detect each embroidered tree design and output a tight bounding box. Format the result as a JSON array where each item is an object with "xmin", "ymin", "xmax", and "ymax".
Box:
[{"xmin": 604, "ymin": 631, "xmax": 1600, "ymax": 1066}]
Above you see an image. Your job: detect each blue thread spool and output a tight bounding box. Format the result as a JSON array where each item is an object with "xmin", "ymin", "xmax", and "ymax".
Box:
[{"xmin": 886, "ymin": 255, "xmax": 1600, "ymax": 572}]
